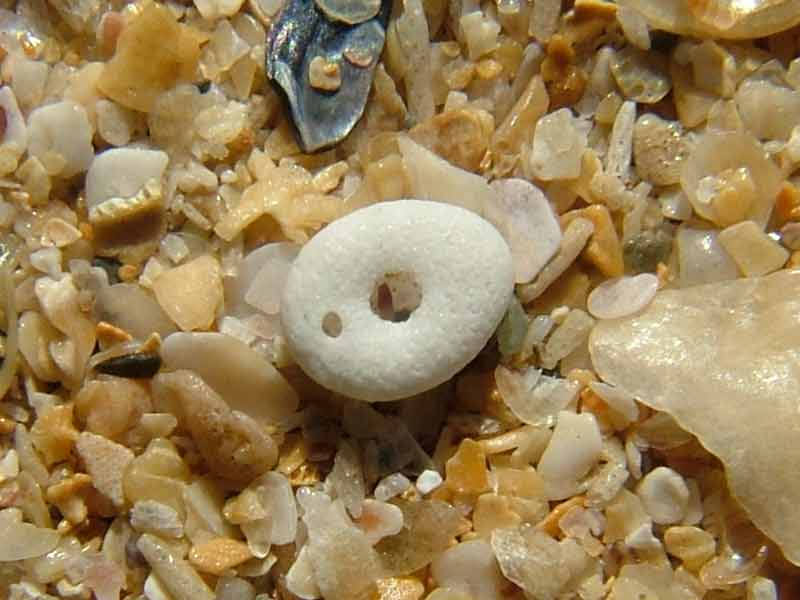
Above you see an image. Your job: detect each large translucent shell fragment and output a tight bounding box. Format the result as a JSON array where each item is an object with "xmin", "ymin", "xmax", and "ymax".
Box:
[
  {"xmin": 618, "ymin": 0, "xmax": 800, "ymax": 39},
  {"xmin": 590, "ymin": 269, "xmax": 800, "ymax": 566}
]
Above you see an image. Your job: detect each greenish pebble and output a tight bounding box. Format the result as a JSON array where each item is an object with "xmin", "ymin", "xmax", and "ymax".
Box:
[{"xmin": 497, "ymin": 296, "xmax": 528, "ymax": 360}]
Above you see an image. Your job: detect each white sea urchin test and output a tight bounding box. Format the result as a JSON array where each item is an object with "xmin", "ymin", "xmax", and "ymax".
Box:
[{"xmin": 280, "ymin": 199, "xmax": 514, "ymax": 402}]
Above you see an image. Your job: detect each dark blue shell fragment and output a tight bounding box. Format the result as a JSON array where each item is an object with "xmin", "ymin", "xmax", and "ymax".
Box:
[{"xmin": 266, "ymin": 0, "xmax": 392, "ymax": 152}]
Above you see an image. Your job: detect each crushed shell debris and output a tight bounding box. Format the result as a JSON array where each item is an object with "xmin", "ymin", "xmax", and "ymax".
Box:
[{"xmin": 0, "ymin": 0, "xmax": 799, "ymax": 598}]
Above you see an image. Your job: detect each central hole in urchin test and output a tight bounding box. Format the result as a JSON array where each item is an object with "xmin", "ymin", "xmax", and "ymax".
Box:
[{"xmin": 369, "ymin": 271, "xmax": 422, "ymax": 323}]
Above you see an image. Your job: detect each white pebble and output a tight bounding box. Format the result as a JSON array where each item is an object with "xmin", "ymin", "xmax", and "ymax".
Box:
[
  {"xmin": 530, "ymin": 108, "xmax": 588, "ymax": 181},
  {"xmin": 637, "ymin": 466, "xmax": 690, "ymax": 525},
  {"xmin": 285, "ymin": 546, "xmax": 320, "ymax": 600},
  {"xmin": 0, "ymin": 86, "xmax": 27, "ymax": 166},
  {"xmin": 0, "ymin": 449, "xmax": 19, "ymax": 479},
  {"xmin": 144, "ymin": 574, "xmax": 174, "ymax": 600},
  {"xmin": 281, "ymin": 200, "xmax": 514, "ymax": 402},
  {"xmin": 606, "ymin": 100, "xmax": 636, "ymax": 179},
  {"xmin": 748, "ymin": 577, "xmax": 778, "ymax": 600},
  {"xmin": 624, "ymin": 522, "xmax": 663, "ymax": 554},
  {"xmin": 431, "ymin": 540, "xmax": 506, "ymax": 600},
  {"xmin": 587, "ymin": 273, "xmax": 659, "ymax": 320},
  {"xmin": 86, "ymin": 148, "xmax": 169, "ymax": 209},
  {"xmin": 374, "ymin": 473, "xmax": 411, "ymax": 502},
  {"xmin": 486, "ymin": 178, "xmax": 562, "ymax": 284},
  {"xmin": 416, "ymin": 469, "xmax": 443, "ymax": 495},
  {"xmin": 30, "ymin": 247, "xmax": 63, "ymax": 278},
  {"xmin": 244, "ymin": 243, "xmax": 299, "ymax": 315},
  {"xmin": 537, "ymin": 411, "xmax": 603, "ymax": 500},
  {"xmin": 96, "ymin": 99, "xmax": 134, "ymax": 147},
  {"xmin": 27, "ymin": 101, "xmax": 94, "ymax": 178},
  {"xmin": 130, "ymin": 500, "xmax": 184, "ymax": 538},
  {"xmin": 160, "ymin": 234, "xmax": 190, "ymax": 265}
]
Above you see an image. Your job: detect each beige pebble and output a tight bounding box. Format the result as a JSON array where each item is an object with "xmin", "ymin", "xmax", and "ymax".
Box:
[
  {"xmin": 562, "ymin": 205, "xmax": 624, "ymax": 277},
  {"xmin": 636, "ymin": 466, "xmax": 689, "ymax": 525},
  {"xmin": 189, "ymin": 538, "xmax": 253, "ymax": 575},
  {"xmin": 308, "ymin": 56, "xmax": 342, "ymax": 91},
  {"xmin": 664, "ymin": 526, "xmax": 716, "ymax": 571},
  {"xmin": 152, "ymin": 255, "xmax": 223, "ymax": 331},
  {"xmin": 718, "ymin": 220, "xmax": 789, "ymax": 277}
]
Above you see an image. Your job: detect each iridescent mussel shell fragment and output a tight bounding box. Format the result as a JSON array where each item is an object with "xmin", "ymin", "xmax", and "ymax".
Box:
[{"xmin": 266, "ymin": 0, "xmax": 391, "ymax": 152}]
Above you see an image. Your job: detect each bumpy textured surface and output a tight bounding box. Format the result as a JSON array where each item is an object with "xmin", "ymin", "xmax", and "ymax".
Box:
[{"xmin": 281, "ymin": 200, "xmax": 514, "ymax": 402}]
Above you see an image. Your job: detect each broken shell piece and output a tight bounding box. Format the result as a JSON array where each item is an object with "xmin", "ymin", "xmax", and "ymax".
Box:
[
  {"xmin": 398, "ymin": 137, "xmax": 494, "ymax": 215},
  {"xmin": 242, "ymin": 244, "xmax": 300, "ymax": 316},
  {"xmin": 529, "ymin": 109, "xmax": 588, "ymax": 182},
  {"xmin": 286, "ymin": 545, "xmax": 321, "ymax": 599},
  {"xmin": 490, "ymin": 525, "xmax": 572, "ymax": 599},
  {"xmin": 34, "ymin": 274, "xmax": 96, "ymax": 386},
  {"xmin": 431, "ymin": 539, "xmax": 506, "ymax": 600},
  {"xmin": 0, "ymin": 508, "xmax": 60, "ymax": 561},
  {"xmin": 633, "ymin": 114, "xmax": 688, "ymax": 186},
  {"xmin": 675, "ymin": 227, "xmax": 739, "ymax": 287},
  {"xmin": 718, "ymin": 220, "xmax": 789, "ymax": 276},
  {"xmin": 610, "ymin": 46, "xmax": 671, "ymax": 104},
  {"xmin": 75, "ymin": 432, "xmax": 134, "ymax": 508},
  {"xmin": 587, "ymin": 274, "xmax": 659, "ymax": 320},
  {"xmin": 681, "ymin": 131, "xmax": 781, "ymax": 228},
  {"xmin": 281, "ymin": 200, "xmax": 513, "ymax": 402},
  {"xmin": 486, "ymin": 178, "xmax": 562, "ymax": 284},
  {"xmin": 86, "ymin": 148, "xmax": 169, "ymax": 209},
  {"xmin": 495, "ymin": 366, "xmax": 581, "ymax": 427},
  {"xmin": 617, "ymin": 0, "xmax": 800, "ymax": 40},
  {"xmin": 86, "ymin": 148, "xmax": 169, "ymax": 252}
]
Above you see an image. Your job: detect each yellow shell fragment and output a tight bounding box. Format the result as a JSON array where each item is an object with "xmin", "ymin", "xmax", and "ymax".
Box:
[
  {"xmin": 618, "ymin": 0, "xmax": 800, "ymax": 39},
  {"xmin": 97, "ymin": 5, "xmax": 204, "ymax": 112}
]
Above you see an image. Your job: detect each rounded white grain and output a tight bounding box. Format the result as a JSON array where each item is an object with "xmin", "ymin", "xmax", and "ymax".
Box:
[
  {"xmin": 637, "ymin": 466, "xmax": 690, "ymax": 525},
  {"xmin": 587, "ymin": 273, "xmax": 659, "ymax": 320}
]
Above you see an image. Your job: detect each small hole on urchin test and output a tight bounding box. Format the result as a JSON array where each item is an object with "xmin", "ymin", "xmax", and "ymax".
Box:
[
  {"xmin": 322, "ymin": 312, "xmax": 342, "ymax": 337},
  {"xmin": 369, "ymin": 271, "xmax": 422, "ymax": 323}
]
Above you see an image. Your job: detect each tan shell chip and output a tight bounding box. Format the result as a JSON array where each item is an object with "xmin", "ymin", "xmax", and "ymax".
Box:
[{"xmin": 589, "ymin": 269, "xmax": 800, "ymax": 565}]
